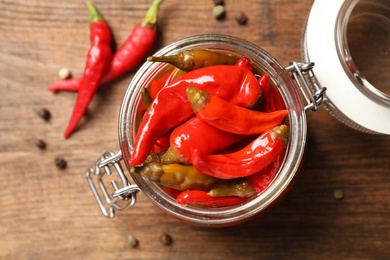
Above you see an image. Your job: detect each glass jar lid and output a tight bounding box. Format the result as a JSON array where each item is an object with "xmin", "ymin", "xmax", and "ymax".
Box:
[{"xmin": 304, "ymin": 0, "xmax": 390, "ymax": 134}]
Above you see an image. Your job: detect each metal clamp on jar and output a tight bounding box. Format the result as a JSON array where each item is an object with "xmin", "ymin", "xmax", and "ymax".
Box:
[{"xmin": 85, "ymin": 0, "xmax": 390, "ymax": 226}]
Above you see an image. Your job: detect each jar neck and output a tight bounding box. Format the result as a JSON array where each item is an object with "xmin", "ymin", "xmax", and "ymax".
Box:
[{"xmin": 336, "ymin": 0, "xmax": 390, "ymax": 107}]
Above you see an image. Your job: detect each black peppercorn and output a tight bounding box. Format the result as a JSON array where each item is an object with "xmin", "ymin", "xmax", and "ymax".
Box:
[
  {"xmin": 213, "ymin": 0, "xmax": 224, "ymax": 5},
  {"xmin": 54, "ymin": 157, "xmax": 67, "ymax": 170},
  {"xmin": 160, "ymin": 233, "xmax": 173, "ymax": 246},
  {"xmin": 37, "ymin": 108, "xmax": 51, "ymax": 121},
  {"xmin": 235, "ymin": 11, "xmax": 248, "ymax": 25},
  {"xmin": 34, "ymin": 139, "xmax": 46, "ymax": 150}
]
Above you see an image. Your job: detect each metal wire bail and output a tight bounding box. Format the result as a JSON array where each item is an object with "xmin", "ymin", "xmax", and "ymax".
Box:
[
  {"xmin": 285, "ymin": 61, "xmax": 327, "ymax": 112},
  {"xmin": 86, "ymin": 150, "xmax": 140, "ymax": 218}
]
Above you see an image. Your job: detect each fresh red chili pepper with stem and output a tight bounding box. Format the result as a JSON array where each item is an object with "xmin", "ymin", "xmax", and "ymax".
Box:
[
  {"xmin": 129, "ymin": 57, "xmax": 262, "ymax": 166},
  {"xmin": 49, "ymin": 0, "xmax": 164, "ymax": 92},
  {"xmin": 63, "ymin": 2, "xmax": 112, "ymax": 138},
  {"xmin": 191, "ymin": 124, "xmax": 289, "ymax": 179}
]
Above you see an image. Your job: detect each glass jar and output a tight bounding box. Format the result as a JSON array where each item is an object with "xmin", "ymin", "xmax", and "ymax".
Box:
[
  {"xmin": 120, "ymin": 35, "xmax": 308, "ymax": 227},
  {"xmin": 86, "ymin": 0, "xmax": 390, "ymax": 227}
]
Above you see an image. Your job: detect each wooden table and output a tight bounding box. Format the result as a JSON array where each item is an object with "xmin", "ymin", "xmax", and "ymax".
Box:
[{"xmin": 1, "ymin": 0, "xmax": 390, "ymax": 259}]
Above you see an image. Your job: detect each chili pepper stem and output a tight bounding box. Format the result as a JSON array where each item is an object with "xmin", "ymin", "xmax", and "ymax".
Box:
[
  {"xmin": 86, "ymin": 2, "xmax": 104, "ymax": 23},
  {"xmin": 147, "ymin": 52, "xmax": 192, "ymax": 71},
  {"xmin": 147, "ymin": 50, "xmax": 239, "ymax": 71},
  {"xmin": 142, "ymin": 0, "xmax": 164, "ymax": 27},
  {"xmin": 186, "ymin": 86, "xmax": 210, "ymax": 112},
  {"xmin": 147, "ymin": 55, "xmax": 175, "ymax": 63}
]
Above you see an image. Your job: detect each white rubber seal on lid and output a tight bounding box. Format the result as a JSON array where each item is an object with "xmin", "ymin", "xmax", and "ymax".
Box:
[{"xmin": 305, "ymin": 0, "xmax": 390, "ymax": 134}]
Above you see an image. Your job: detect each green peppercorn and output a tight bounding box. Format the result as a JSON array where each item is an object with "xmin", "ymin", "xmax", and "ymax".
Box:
[
  {"xmin": 128, "ymin": 235, "xmax": 139, "ymax": 248},
  {"xmin": 333, "ymin": 189, "xmax": 344, "ymax": 200},
  {"xmin": 213, "ymin": 5, "xmax": 225, "ymax": 20}
]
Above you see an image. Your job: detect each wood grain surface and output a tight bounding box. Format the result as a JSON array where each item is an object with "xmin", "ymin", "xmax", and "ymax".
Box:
[{"xmin": 1, "ymin": 0, "xmax": 390, "ymax": 259}]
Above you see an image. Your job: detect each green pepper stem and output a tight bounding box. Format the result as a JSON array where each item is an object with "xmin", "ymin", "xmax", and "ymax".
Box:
[
  {"xmin": 147, "ymin": 51, "xmax": 194, "ymax": 71},
  {"xmin": 186, "ymin": 87, "xmax": 210, "ymax": 113},
  {"xmin": 86, "ymin": 2, "xmax": 105, "ymax": 23},
  {"xmin": 269, "ymin": 124, "xmax": 289, "ymax": 143},
  {"xmin": 147, "ymin": 54, "xmax": 186, "ymax": 70},
  {"xmin": 141, "ymin": 0, "xmax": 164, "ymax": 27},
  {"xmin": 147, "ymin": 55, "xmax": 179, "ymax": 63}
]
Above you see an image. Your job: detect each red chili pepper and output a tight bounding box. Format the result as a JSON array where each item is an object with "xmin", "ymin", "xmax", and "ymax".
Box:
[
  {"xmin": 191, "ymin": 124, "xmax": 289, "ymax": 179},
  {"xmin": 258, "ymin": 74, "xmax": 286, "ymax": 112},
  {"xmin": 245, "ymin": 153, "xmax": 284, "ymax": 193},
  {"xmin": 176, "ymin": 190, "xmax": 248, "ymax": 207},
  {"xmin": 148, "ymin": 69, "xmax": 179, "ymax": 100},
  {"xmin": 258, "ymin": 74, "xmax": 275, "ymax": 112},
  {"xmin": 187, "ymin": 86, "xmax": 288, "ymax": 135},
  {"xmin": 128, "ymin": 58, "xmax": 262, "ymax": 166},
  {"xmin": 151, "ymin": 134, "xmax": 170, "ymax": 153},
  {"xmin": 235, "ymin": 57, "xmax": 252, "ymax": 70},
  {"xmin": 63, "ymin": 2, "xmax": 112, "ymax": 138},
  {"xmin": 49, "ymin": 0, "xmax": 164, "ymax": 92},
  {"xmin": 270, "ymin": 85, "xmax": 286, "ymax": 110},
  {"xmin": 166, "ymin": 187, "xmax": 182, "ymax": 198},
  {"xmin": 161, "ymin": 116, "xmax": 241, "ymax": 164}
]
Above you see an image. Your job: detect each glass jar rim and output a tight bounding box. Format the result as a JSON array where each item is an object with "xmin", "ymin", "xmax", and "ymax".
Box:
[
  {"xmin": 303, "ymin": 0, "xmax": 390, "ymax": 134},
  {"xmin": 118, "ymin": 34, "xmax": 307, "ymax": 226}
]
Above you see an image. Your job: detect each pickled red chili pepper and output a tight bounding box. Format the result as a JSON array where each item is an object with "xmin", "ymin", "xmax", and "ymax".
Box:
[
  {"xmin": 149, "ymin": 70, "xmax": 172, "ymax": 100},
  {"xmin": 258, "ymin": 74, "xmax": 286, "ymax": 112},
  {"xmin": 176, "ymin": 190, "xmax": 249, "ymax": 207},
  {"xmin": 160, "ymin": 164, "xmax": 219, "ymax": 191},
  {"xmin": 63, "ymin": 2, "xmax": 112, "ymax": 138},
  {"xmin": 166, "ymin": 187, "xmax": 181, "ymax": 198},
  {"xmin": 161, "ymin": 116, "xmax": 241, "ymax": 164},
  {"xmin": 129, "ymin": 58, "xmax": 262, "ymax": 166},
  {"xmin": 147, "ymin": 49, "xmax": 238, "ymax": 71},
  {"xmin": 191, "ymin": 124, "xmax": 289, "ymax": 179},
  {"xmin": 187, "ymin": 87, "xmax": 288, "ymax": 135},
  {"xmin": 137, "ymin": 162, "xmax": 220, "ymax": 191},
  {"xmin": 137, "ymin": 162, "xmax": 255, "ymax": 196},
  {"xmin": 258, "ymin": 74, "xmax": 275, "ymax": 112},
  {"xmin": 208, "ymin": 180, "xmax": 254, "ymax": 198},
  {"xmin": 151, "ymin": 134, "xmax": 170, "ymax": 153},
  {"xmin": 270, "ymin": 85, "xmax": 286, "ymax": 110},
  {"xmin": 149, "ymin": 68, "xmax": 185, "ymax": 100},
  {"xmin": 49, "ymin": 0, "xmax": 164, "ymax": 93},
  {"xmin": 245, "ymin": 153, "xmax": 284, "ymax": 194}
]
